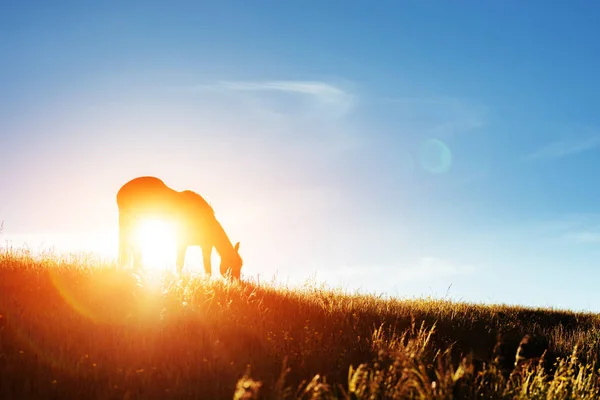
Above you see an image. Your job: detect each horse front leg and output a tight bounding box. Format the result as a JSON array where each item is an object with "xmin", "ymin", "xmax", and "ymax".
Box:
[{"xmin": 201, "ymin": 245, "xmax": 212, "ymax": 277}]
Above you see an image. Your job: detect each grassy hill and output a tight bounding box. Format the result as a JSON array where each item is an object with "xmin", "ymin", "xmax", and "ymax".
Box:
[{"xmin": 1, "ymin": 248, "xmax": 600, "ymax": 399}]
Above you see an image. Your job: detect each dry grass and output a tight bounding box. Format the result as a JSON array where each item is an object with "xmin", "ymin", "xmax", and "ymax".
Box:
[{"xmin": 1, "ymin": 247, "xmax": 600, "ymax": 399}]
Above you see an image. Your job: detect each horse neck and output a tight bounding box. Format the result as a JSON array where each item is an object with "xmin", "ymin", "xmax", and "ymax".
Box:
[{"xmin": 207, "ymin": 216, "xmax": 236, "ymax": 259}]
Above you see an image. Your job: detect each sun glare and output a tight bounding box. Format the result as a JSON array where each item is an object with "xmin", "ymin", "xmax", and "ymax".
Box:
[{"xmin": 133, "ymin": 219, "xmax": 177, "ymax": 272}]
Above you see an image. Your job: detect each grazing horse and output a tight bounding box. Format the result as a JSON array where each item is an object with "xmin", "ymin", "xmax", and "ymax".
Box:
[{"xmin": 116, "ymin": 176, "xmax": 243, "ymax": 280}]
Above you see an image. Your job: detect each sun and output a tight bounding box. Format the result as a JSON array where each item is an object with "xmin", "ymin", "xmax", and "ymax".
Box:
[{"xmin": 133, "ymin": 218, "xmax": 177, "ymax": 272}]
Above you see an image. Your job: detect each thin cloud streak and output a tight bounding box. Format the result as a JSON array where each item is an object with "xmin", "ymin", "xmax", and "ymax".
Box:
[
  {"xmin": 220, "ymin": 80, "xmax": 351, "ymax": 101},
  {"xmin": 219, "ymin": 80, "xmax": 356, "ymax": 117},
  {"xmin": 315, "ymin": 257, "xmax": 476, "ymax": 285},
  {"xmin": 171, "ymin": 80, "xmax": 356, "ymax": 117},
  {"xmin": 382, "ymin": 96, "xmax": 487, "ymax": 138},
  {"xmin": 396, "ymin": 257, "xmax": 476, "ymax": 283},
  {"xmin": 526, "ymin": 135, "xmax": 600, "ymax": 161},
  {"xmin": 562, "ymin": 231, "xmax": 600, "ymax": 244},
  {"xmin": 204, "ymin": 79, "xmax": 361, "ymax": 156}
]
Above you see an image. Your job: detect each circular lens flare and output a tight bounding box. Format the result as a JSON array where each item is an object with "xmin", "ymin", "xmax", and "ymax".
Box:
[{"xmin": 418, "ymin": 138, "xmax": 453, "ymax": 174}]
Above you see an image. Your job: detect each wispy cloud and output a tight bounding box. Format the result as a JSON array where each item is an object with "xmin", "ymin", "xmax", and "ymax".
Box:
[
  {"xmin": 207, "ymin": 79, "xmax": 361, "ymax": 155},
  {"xmin": 383, "ymin": 96, "xmax": 487, "ymax": 138},
  {"xmin": 525, "ymin": 135, "xmax": 600, "ymax": 161},
  {"xmin": 318, "ymin": 257, "xmax": 476, "ymax": 284},
  {"xmin": 219, "ymin": 80, "xmax": 357, "ymax": 123},
  {"xmin": 562, "ymin": 231, "xmax": 600, "ymax": 244},
  {"xmin": 396, "ymin": 257, "xmax": 476, "ymax": 282},
  {"xmin": 467, "ymin": 213, "xmax": 600, "ymax": 249},
  {"xmin": 220, "ymin": 80, "xmax": 354, "ymax": 109},
  {"xmin": 173, "ymin": 79, "xmax": 356, "ymax": 119}
]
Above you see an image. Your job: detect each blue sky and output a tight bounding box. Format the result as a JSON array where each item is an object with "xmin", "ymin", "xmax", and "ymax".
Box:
[{"xmin": 2, "ymin": 1, "xmax": 600, "ymax": 311}]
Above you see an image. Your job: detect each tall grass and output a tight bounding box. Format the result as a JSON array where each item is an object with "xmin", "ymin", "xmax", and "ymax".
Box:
[{"xmin": 1, "ymin": 247, "xmax": 600, "ymax": 399}]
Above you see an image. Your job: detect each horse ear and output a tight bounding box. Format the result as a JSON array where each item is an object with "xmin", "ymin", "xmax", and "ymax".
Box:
[{"xmin": 234, "ymin": 242, "xmax": 240, "ymax": 252}]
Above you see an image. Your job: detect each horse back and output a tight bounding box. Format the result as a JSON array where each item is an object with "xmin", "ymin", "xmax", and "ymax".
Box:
[{"xmin": 117, "ymin": 176, "xmax": 180, "ymax": 218}]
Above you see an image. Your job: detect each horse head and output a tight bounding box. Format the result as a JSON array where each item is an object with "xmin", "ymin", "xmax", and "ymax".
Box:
[{"xmin": 220, "ymin": 241, "xmax": 243, "ymax": 280}]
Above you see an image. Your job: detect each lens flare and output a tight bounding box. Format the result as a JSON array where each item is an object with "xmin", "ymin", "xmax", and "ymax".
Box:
[{"xmin": 418, "ymin": 138, "xmax": 453, "ymax": 174}]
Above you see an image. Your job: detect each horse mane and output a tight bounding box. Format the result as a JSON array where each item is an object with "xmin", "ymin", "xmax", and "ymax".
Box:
[{"xmin": 180, "ymin": 190, "xmax": 215, "ymax": 215}]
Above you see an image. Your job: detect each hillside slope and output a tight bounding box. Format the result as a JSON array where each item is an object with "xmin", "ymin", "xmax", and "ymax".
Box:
[{"xmin": 1, "ymin": 248, "xmax": 600, "ymax": 399}]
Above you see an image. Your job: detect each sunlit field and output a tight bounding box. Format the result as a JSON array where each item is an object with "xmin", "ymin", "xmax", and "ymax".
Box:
[{"xmin": 2, "ymin": 248, "xmax": 600, "ymax": 399}]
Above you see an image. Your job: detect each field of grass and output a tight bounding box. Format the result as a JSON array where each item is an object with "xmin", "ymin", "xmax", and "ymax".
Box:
[{"xmin": 2, "ymin": 248, "xmax": 600, "ymax": 399}]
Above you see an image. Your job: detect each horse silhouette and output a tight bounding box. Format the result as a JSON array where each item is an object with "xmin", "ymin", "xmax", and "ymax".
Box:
[{"xmin": 116, "ymin": 176, "xmax": 242, "ymax": 280}]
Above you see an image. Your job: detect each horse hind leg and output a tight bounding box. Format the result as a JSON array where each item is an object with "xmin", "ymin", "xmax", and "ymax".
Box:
[
  {"xmin": 118, "ymin": 212, "xmax": 132, "ymax": 268},
  {"xmin": 118, "ymin": 238, "xmax": 128, "ymax": 268},
  {"xmin": 132, "ymin": 245, "xmax": 143, "ymax": 273},
  {"xmin": 176, "ymin": 245, "xmax": 187, "ymax": 274}
]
